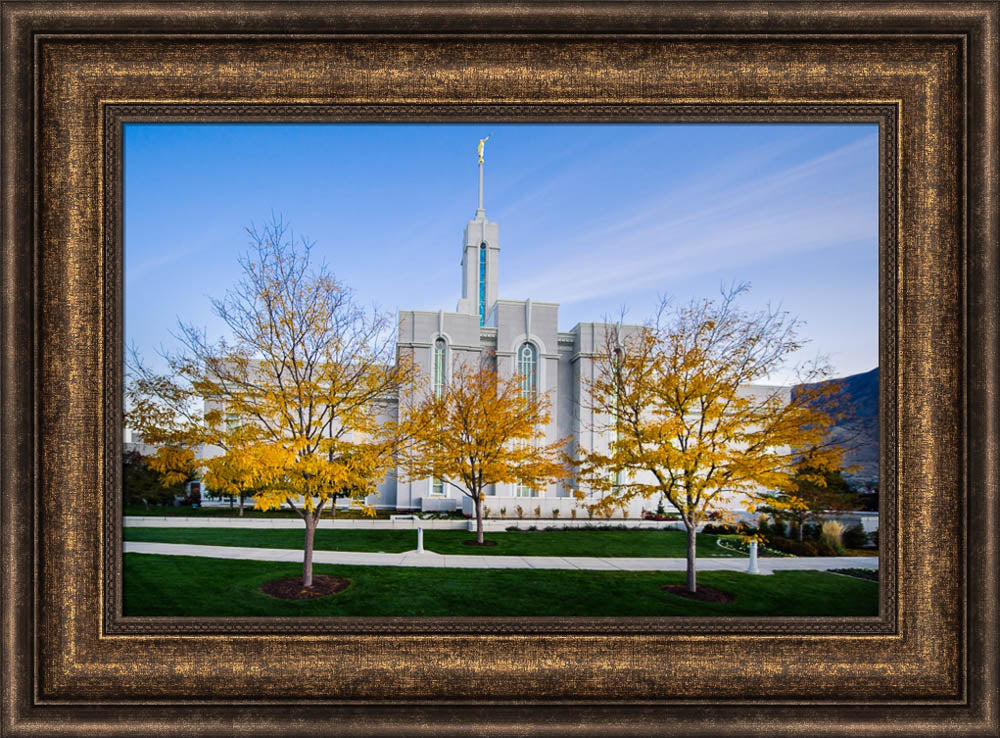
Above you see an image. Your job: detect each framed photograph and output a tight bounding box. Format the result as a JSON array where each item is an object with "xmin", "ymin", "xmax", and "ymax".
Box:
[{"xmin": 2, "ymin": 3, "xmax": 996, "ymax": 736}]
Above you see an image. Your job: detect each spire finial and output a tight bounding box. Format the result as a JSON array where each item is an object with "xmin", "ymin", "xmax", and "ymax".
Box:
[{"xmin": 477, "ymin": 135, "xmax": 490, "ymax": 214}]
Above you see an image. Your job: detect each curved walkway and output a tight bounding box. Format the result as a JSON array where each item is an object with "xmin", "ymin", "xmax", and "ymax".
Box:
[{"xmin": 124, "ymin": 541, "xmax": 878, "ymax": 574}]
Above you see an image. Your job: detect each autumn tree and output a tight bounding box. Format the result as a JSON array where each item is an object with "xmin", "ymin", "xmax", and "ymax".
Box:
[
  {"xmin": 127, "ymin": 216, "xmax": 414, "ymax": 588},
  {"xmin": 574, "ymin": 284, "xmax": 847, "ymax": 593},
  {"xmin": 400, "ymin": 357, "xmax": 569, "ymax": 544}
]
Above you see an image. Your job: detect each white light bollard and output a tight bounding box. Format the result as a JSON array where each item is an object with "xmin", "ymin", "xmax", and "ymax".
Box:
[
  {"xmin": 747, "ymin": 540, "xmax": 760, "ymax": 575},
  {"xmin": 416, "ymin": 525, "xmax": 424, "ymax": 554}
]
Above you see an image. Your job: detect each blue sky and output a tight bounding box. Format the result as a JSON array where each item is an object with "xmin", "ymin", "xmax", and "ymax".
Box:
[{"xmin": 125, "ymin": 122, "xmax": 878, "ymax": 383}]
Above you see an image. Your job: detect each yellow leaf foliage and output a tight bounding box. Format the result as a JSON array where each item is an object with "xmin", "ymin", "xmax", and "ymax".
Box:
[
  {"xmin": 399, "ymin": 359, "xmax": 570, "ymax": 503},
  {"xmin": 574, "ymin": 285, "xmax": 849, "ymax": 532}
]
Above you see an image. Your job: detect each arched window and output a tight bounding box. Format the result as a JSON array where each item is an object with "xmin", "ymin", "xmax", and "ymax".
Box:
[
  {"xmin": 518, "ymin": 342, "xmax": 537, "ymax": 398},
  {"xmin": 478, "ymin": 243, "xmax": 487, "ymax": 326},
  {"xmin": 515, "ymin": 342, "xmax": 539, "ymax": 497},
  {"xmin": 433, "ymin": 337, "xmax": 446, "ymax": 398}
]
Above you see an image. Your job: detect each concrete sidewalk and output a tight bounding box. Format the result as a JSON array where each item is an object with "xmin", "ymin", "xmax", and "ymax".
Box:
[{"xmin": 124, "ymin": 541, "xmax": 878, "ymax": 574}]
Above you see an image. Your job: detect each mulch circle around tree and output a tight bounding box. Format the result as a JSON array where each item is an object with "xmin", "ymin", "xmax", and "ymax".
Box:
[
  {"xmin": 461, "ymin": 539, "xmax": 499, "ymax": 547},
  {"xmin": 261, "ymin": 575, "xmax": 350, "ymax": 601},
  {"xmin": 661, "ymin": 584, "xmax": 736, "ymax": 604}
]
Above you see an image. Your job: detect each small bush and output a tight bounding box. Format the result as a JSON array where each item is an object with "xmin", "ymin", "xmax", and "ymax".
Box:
[
  {"xmin": 803, "ymin": 522, "xmax": 821, "ymax": 540},
  {"xmin": 842, "ymin": 524, "xmax": 867, "ymax": 549},
  {"xmin": 767, "ymin": 537, "xmax": 819, "ymax": 556},
  {"xmin": 814, "ymin": 541, "xmax": 839, "ymax": 556},
  {"xmin": 587, "ymin": 507, "xmax": 595, "ymax": 520},
  {"xmin": 499, "ymin": 506, "xmax": 507, "ymax": 519},
  {"xmin": 820, "ymin": 520, "xmax": 846, "ymax": 554},
  {"xmin": 570, "ymin": 508, "xmax": 578, "ymax": 519},
  {"xmin": 483, "ymin": 506, "xmax": 491, "ymax": 519},
  {"xmin": 702, "ymin": 523, "xmax": 740, "ymax": 536},
  {"xmin": 534, "ymin": 505, "xmax": 542, "ymax": 519},
  {"xmin": 552, "ymin": 509, "xmax": 560, "ymax": 519},
  {"xmin": 515, "ymin": 505, "xmax": 524, "ymax": 519}
]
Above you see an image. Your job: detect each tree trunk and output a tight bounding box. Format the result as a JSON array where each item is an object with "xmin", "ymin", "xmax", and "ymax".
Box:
[
  {"xmin": 686, "ymin": 524, "xmax": 698, "ymax": 593},
  {"xmin": 302, "ymin": 514, "xmax": 317, "ymax": 588},
  {"xmin": 238, "ymin": 493, "xmax": 244, "ymax": 517},
  {"xmin": 474, "ymin": 494, "xmax": 484, "ymax": 544},
  {"xmin": 798, "ymin": 518, "xmax": 804, "ymax": 542}
]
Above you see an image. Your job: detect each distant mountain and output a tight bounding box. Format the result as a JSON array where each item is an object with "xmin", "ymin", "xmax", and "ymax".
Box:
[{"xmin": 794, "ymin": 367, "xmax": 879, "ymax": 485}]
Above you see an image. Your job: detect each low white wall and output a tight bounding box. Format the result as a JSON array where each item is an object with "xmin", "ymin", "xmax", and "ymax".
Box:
[
  {"xmin": 124, "ymin": 516, "xmax": 469, "ymax": 530},
  {"xmin": 460, "ymin": 495, "xmax": 651, "ymax": 521},
  {"xmin": 123, "ymin": 516, "xmax": 686, "ymax": 531}
]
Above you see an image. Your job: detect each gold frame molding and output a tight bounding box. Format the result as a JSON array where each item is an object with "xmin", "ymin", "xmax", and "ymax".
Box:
[{"xmin": 2, "ymin": 3, "xmax": 997, "ymax": 736}]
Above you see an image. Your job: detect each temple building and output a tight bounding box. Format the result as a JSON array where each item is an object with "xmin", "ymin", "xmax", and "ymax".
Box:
[{"xmin": 376, "ymin": 139, "xmax": 645, "ymax": 515}]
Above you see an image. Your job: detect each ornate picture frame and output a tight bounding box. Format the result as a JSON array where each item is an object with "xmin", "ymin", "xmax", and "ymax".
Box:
[{"xmin": 2, "ymin": 3, "xmax": 996, "ymax": 735}]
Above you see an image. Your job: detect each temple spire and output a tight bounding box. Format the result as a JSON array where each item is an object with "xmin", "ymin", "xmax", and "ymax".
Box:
[
  {"xmin": 458, "ymin": 136, "xmax": 499, "ymax": 323},
  {"xmin": 477, "ymin": 135, "xmax": 489, "ymax": 216}
]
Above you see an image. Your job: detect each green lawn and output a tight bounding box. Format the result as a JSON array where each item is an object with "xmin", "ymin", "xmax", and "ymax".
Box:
[
  {"xmin": 123, "ymin": 526, "xmax": 742, "ymax": 558},
  {"xmin": 123, "ymin": 553, "xmax": 878, "ymax": 617}
]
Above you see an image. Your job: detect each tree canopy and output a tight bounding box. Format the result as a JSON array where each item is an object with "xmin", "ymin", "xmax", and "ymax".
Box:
[
  {"xmin": 574, "ymin": 284, "xmax": 847, "ymax": 592},
  {"xmin": 127, "ymin": 216, "xmax": 414, "ymax": 586},
  {"xmin": 400, "ymin": 356, "xmax": 569, "ymax": 543}
]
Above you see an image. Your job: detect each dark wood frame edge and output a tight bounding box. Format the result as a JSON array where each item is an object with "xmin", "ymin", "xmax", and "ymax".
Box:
[{"xmin": 3, "ymin": 3, "xmax": 996, "ymax": 736}]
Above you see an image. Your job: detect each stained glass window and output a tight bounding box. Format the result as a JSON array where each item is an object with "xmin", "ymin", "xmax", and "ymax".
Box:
[
  {"xmin": 478, "ymin": 242, "xmax": 487, "ymax": 326},
  {"xmin": 516, "ymin": 342, "xmax": 539, "ymax": 497},
  {"xmin": 518, "ymin": 342, "xmax": 537, "ymax": 397},
  {"xmin": 433, "ymin": 337, "xmax": 446, "ymax": 398}
]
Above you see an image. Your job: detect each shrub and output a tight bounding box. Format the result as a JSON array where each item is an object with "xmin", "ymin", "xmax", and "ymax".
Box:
[
  {"xmin": 587, "ymin": 507, "xmax": 595, "ymax": 520},
  {"xmin": 702, "ymin": 523, "xmax": 740, "ymax": 536},
  {"xmin": 803, "ymin": 522, "xmax": 822, "ymax": 540},
  {"xmin": 534, "ymin": 505, "xmax": 542, "ymax": 519},
  {"xmin": 570, "ymin": 508, "xmax": 578, "ymax": 519},
  {"xmin": 515, "ymin": 505, "xmax": 524, "ymax": 519},
  {"xmin": 552, "ymin": 509, "xmax": 560, "ymax": 519},
  {"xmin": 814, "ymin": 541, "xmax": 839, "ymax": 556},
  {"xmin": 767, "ymin": 537, "xmax": 819, "ymax": 556},
  {"xmin": 842, "ymin": 523, "xmax": 867, "ymax": 550},
  {"xmin": 483, "ymin": 506, "xmax": 491, "ymax": 519},
  {"xmin": 499, "ymin": 506, "xmax": 507, "ymax": 518},
  {"xmin": 868, "ymin": 529, "xmax": 879, "ymax": 548},
  {"xmin": 770, "ymin": 515, "xmax": 789, "ymax": 538},
  {"xmin": 820, "ymin": 520, "xmax": 846, "ymax": 554}
]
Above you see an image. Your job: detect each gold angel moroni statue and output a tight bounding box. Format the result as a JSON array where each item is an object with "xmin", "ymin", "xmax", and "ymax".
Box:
[{"xmin": 477, "ymin": 135, "xmax": 490, "ymax": 165}]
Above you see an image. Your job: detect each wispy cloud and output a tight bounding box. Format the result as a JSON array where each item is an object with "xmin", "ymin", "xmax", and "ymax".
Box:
[
  {"xmin": 502, "ymin": 133, "xmax": 877, "ymax": 305},
  {"xmin": 125, "ymin": 245, "xmax": 200, "ymax": 285}
]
